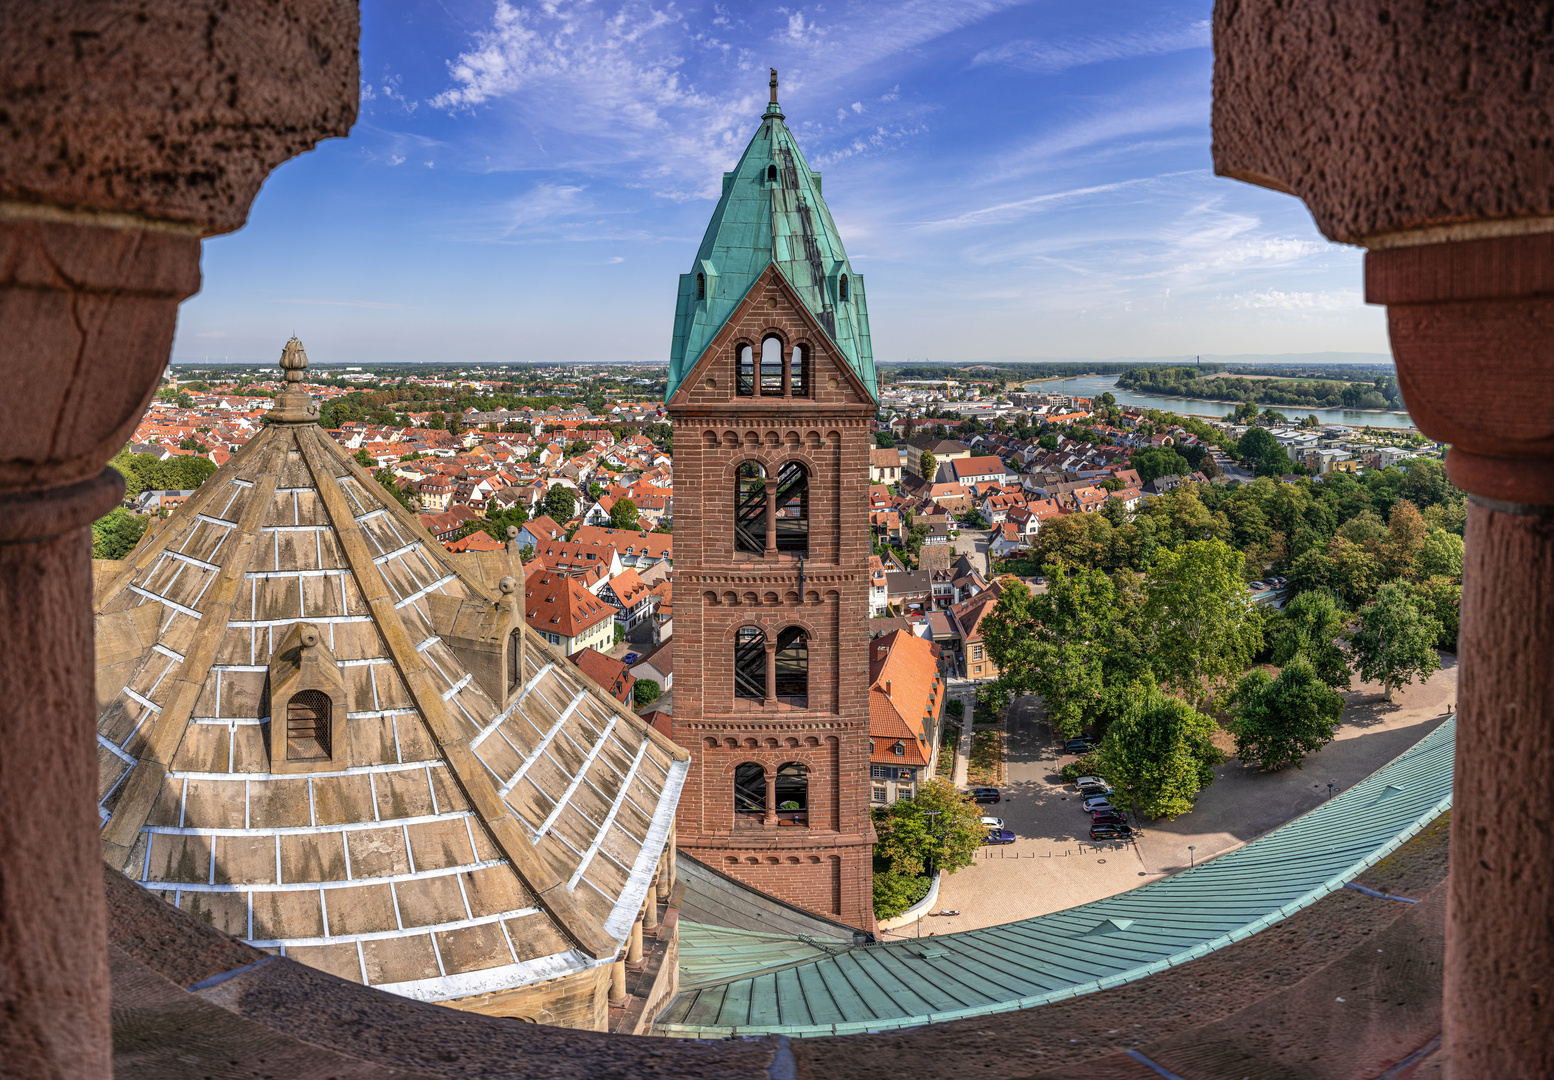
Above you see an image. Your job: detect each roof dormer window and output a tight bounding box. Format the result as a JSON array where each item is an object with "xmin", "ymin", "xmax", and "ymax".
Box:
[
  {"xmin": 767, "ymin": 164, "xmax": 777, "ymax": 183},
  {"xmin": 839, "ymin": 274, "xmax": 849, "ymax": 302},
  {"xmin": 696, "ymin": 272, "xmax": 706, "ymax": 300}
]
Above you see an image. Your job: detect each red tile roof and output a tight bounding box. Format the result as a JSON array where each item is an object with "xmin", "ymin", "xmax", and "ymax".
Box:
[
  {"xmin": 569, "ymin": 647, "xmax": 635, "ymax": 705},
  {"xmin": 867, "ymin": 629, "xmax": 941, "ymax": 768},
  {"xmin": 524, "ymin": 569, "xmax": 615, "ymax": 638}
]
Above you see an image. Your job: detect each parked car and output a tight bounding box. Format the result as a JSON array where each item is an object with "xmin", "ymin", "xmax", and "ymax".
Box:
[
  {"xmin": 980, "ymin": 815, "xmax": 1005, "ymax": 830},
  {"xmin": 1077, "ymin": 782, "xmax": 1113, "ymax": 798},
  {"xmin": 1074, "ymin": 775, "xmax": 1109, "ymax": 789},
  {"xmin": 622, "ymin": 652, "xmax": 640, "ymax": 664},
  {"xmin": 1084, "ymin": 800, "xmax": 1118, "ymax": 817},
  {"xmin": 972, "ymin": 787, "xmax": 1001, "ymax": 804},
  {"xmin": 1034, "ymin": 575, "xmax": 1048, "ymax": 585},
  {"xmin": 1089, "ymin": 812, "xmax": 1129, "ymax": 827},
  {"xmin": 984, "ymin": 828, "xmax": 1016, "ymax": 845},
  {"xmin": 1090, "ymin": 823, "xmax": 1135, "ymax": 840},
  {"xmin": 1082, "ymin": 794, "xmax": 1115, "ymax": 810},
  {"xmin": 1062, "ymin": 738, "xmax": 1095, "ymax": 755},
  {"xmin": 1249, "ymin": 580, "xmax": 1268, "ymax": 590}
]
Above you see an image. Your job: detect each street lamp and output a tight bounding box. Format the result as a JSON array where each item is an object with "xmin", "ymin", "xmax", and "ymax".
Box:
[
  {"xmin": 1188, "ymin": 845, "xmax": 1196, "ymax": 869},
  {"xmin": 1327, "ymin": 781, "xmax": 1335, "ymax": 799}
]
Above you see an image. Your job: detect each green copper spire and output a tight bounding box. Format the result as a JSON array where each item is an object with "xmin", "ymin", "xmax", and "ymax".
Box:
[{"xmin": 666, "ymin": 71, "xmax": 877, "ymax": 402}]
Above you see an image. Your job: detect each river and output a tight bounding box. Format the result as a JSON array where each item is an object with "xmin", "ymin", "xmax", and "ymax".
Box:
[{"xmin": 1024, "ymin": 375, "xmax": 1417, "ymax": 430}]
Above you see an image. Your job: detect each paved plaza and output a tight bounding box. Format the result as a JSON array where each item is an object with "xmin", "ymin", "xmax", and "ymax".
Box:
[{"xmin": 883, "ymin": 656, "xmax": 1457, "ymax": 938}]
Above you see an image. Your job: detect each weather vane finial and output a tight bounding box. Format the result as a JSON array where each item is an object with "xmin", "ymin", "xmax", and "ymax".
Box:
[{"xmin": 770, "ymin": 68, "xmax": 779, "ymax": 105}]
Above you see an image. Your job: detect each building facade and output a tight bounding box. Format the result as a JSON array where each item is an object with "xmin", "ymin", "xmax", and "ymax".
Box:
[{"xmin": 664, "ymin": 73, "xmax": 879, "ymax": 929}]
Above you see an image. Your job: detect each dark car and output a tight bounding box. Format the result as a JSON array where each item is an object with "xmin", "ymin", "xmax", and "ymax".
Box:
[
  {"xmin": 1077, "ymin": 783, "xmax": 1114, "ymax": 799},
  {"xmin": 1090, "ymin": 812, "xmax": 1129, "ymax": 827},
  {"xmin": 1090, "ymin": 823, "xmax": 1135, "ymax": 840},
  {"xmin": 1063, "ymin": 738, "xmax": 1095, "ymax": 755},
  {"xmin": 972, "ymin": 787, "xmax": 1001, "ymax": 804},
  {"xmin": 984, "ymin": 828, "xmax": 1016, "ymax": 845}
]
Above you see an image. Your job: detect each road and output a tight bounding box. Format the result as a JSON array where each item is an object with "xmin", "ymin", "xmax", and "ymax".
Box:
[{"xmin": 885, "ymin": 657, "xmax": 1457, "ymax": 938}]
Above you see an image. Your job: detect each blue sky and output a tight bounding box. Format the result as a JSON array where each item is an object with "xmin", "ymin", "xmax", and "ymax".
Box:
[{"xmin": 171, "ymin": 0, "xmax": 1390, "ymax": 366}]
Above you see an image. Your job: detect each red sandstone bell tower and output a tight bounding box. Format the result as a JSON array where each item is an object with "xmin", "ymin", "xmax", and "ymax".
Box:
[{"xmin": 664, "ymin": 72, "xmax": 879, "ymax": 928}]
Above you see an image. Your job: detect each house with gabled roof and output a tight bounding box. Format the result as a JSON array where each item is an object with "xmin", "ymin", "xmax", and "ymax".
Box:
[{"xmin": 867, "ymin": 630, "xmax": 944, "ymax": 806}]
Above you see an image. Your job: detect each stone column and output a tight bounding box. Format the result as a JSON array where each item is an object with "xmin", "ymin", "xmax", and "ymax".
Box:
[
  {"xmin": 0, "ymin": 8, "xmax": 357, "ymax": 1077},
  {"xmin": 643, "ymin": 876, "xmax": 660, "ymax": 931},
  {"xmin": 1212, "ymin": 5, "xmax": 1554, "ymax": 1074},
  {"xmin": 765, "ymin": 640, "xmax": 778, "ymax": 704},
  {"xmin": 765, "ymin": 477, "xmax": 778, "ymax": 553},
  {"xmin": 627, "ymin": 910, "xmax": 645, "ymax": 966},
  {"xmin": 609, "ymin": 959, "xmax": 627, "ymax": 1003},
  {"xmin": 763, "ymin": 768, "xmax": 779, "ymax": 826}
]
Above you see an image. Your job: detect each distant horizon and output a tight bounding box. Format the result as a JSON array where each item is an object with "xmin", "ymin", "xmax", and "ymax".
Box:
[{"xmin": 170, "ymin": 350, "xmax": 1393, "ymax": 369}]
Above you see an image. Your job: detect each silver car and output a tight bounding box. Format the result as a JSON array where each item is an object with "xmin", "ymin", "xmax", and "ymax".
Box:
[{"xmin": 980, "ymin": 815, "xmax": 1005, "ymax": 830}]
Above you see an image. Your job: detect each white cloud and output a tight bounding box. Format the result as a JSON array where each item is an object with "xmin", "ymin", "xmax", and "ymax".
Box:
[
  {"xmin": 426, "ymin": 0, "xmax": 1018, "ymax": 196},
  {"xmin": 973, "ymin": 21, "xmax": 1210, "ymax": 74},
  {"xmin": 388, "ymin": 154, "xmax": 405, "ymax": 166},
  {"xmin": 1223, "ymin": 289, "xmax": 1361, "ymax": 312}
]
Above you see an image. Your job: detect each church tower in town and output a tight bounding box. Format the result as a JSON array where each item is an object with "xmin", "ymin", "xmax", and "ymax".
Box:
[{"xmin": 665, "ymin": 71, "xmax": 879, "ymax": 928}]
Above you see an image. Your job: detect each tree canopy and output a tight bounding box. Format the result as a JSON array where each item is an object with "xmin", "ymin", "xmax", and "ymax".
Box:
[
  {"xmin": 1087, "ymin": 687, "xmax": 1225, "ymax": 819},
  {"xmin": 1350, "ymin": 583, "xmax": 1442, "ymax": 700},
  {"xmin": 544, "ymin": 484, "xmax": 577, "ymax": 523},
  {"xmin": 1229, "ymin": 656, "xmax": 1345, "ymax": 771},
  {"xmin": 1142, "ymin": 538, "xmax": 1262, "ymax": 705},
  {"xmin": 1270, "ymin": 590, "xmax": 1351, "ymax": 689},
  {"xmin": 609, "ymin": 496, "xmax": 639, "ymax": 531}
]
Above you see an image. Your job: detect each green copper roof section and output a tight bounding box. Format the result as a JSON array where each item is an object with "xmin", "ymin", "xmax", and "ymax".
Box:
[
  {"xmin": 667, "ymin": 90, "xmax": 877, "ymax": 402},
  {"xmin": 657, "ymin": 718, "xmax": 1456, "ymax": 1038}
]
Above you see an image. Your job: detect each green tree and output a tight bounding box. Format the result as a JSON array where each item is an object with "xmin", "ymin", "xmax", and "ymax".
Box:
[
  {"xmin": 544, "ymin": 484, "xmax": 577, "ymax": 523},
  {"xmin": 1410, "ymin": 576, "xmax": 1462, "ymax": 652},
  {"xmin": 1038, "ymin": 433, "xmax": 1059, "ymax": 452},
  {"xmin": 92, "ymin": 508, "xmax": 149, "ymax": 560},
  {"xmin": 873, "ymin": 869, "xmax": 932, "ymax": 921},
  {"xmin": 1271, "ymin": 590, "xmax": 1351, "ymax": 689},
  {"xmin": 875, "ymin": 431, "xmax": 896, "ymax": 449},
  {"xmin": 428, "ymin": 413, "xmax": 445, "ymax": 430},
  {"xmin": 1142, "ymin": 538, "xmax": 1261, "ymax": 705},
  {"xmin": 1099, "ymin": 391, "xmax": 1116, "ymax": 406},
  {"xmin": 870, "ymin": 779, "xmax": 986, "ymax": 878},
  {"xmin": 1228, "ymin": 656, "xmax": 1345, "ymax": 771},
  {"xmin": 354, "ymin": 447, "xmax": 373, "ymax": 467},
  {"xmin": 1350, "ymin": 583, "xmax": 1442, "ymax": 700},
  {"xmin": 1130, "ymin": 447, "xmax": 1192, "ymax": 485},
  {"xmin": 1382, "ymin": 499, "xmax": 1429, "ymax": 579},
  {"xmin": 609, "ymin": 496, "xmax": 640, "ymax": 531},
  {"xmin": 1087, "ymin": 687, "xmax": 1224, "ymax": 819},
  {"xmin": 1328, "ymin": 535, "xmax": 1382, "ymax": 608},
  {"xmin": 372, "ymin": 470, "xmax": 414, "ymax": 511},
  {"xmin": 982, "ymin": 566, "xmax": 1109, "ymax": 738},
  {"xmin": 919, "ymin": 450, "xmax": 937, "ymax": 480},
  {"xmin": 1417, "ymin": 529, "xmax": 1465, "ymax": 580},
  {"xmin": 633, "ymin": 679, "xmax": 661, "ymax": 707}
]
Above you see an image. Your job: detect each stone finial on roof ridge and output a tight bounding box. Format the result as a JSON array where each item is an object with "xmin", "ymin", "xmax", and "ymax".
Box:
[{"xmin": 269, "ymin": 335, "xmax": 320, "ymax": 424}]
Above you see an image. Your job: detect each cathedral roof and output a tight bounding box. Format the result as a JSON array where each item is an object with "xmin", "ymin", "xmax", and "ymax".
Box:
[
  {"xmin": 93, "ymin": 340, "xmax": 688, "ymax": 1003},
  {"xmin": 666, "ymin": 73, "xmax": 877, "ymax": 401}
]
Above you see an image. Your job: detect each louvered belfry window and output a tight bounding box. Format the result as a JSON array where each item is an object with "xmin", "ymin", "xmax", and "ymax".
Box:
[{"xmin": 286, "ymin": 690, "xmax": 332, "ymax": 761}]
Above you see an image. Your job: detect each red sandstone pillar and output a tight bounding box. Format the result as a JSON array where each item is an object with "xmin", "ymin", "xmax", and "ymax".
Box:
[
  {"xmin": 765, "ymin": 640, "xmax": 778, "ymax": 705},
  {"xmin": 1212, "ymin": 4, "xmax": 1554, "ymax": 1073},
  {"xmin": 0, "ymin": 7, "xmax": 357, "ymax": 1076},
  {"xmin": 765, "ymin": 477, "xmax": 778, "ymax": 553},
  {"xmin": 763, "ymin": 769, "xmax": 779, "ymax": 826}
]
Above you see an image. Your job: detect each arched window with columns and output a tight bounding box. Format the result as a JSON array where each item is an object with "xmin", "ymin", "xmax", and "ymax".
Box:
[
  {"xmin": 774, "ymin": 461, "xmax": 809, "ymax": 554},
  {"xmin": 734, "ymin": 763, "xmax": 766, "ymax": 815},
  {"xmin": 760, "ymin": 335, "xmax": 784, "ymax": 395},
  {"xmin": 734, "ymin": 626, "xmax": 767, "ymax": 699},
  {"xmin": 734, "ymin": 462, "xmax": 767, "ymax": 554},
  {"xmin": 775, "ymin": 762, "xmax": 808, "ymax": 824},
  {"xmin": 774, "ymin": 627, "xmax": 808, "ymax": 704},
  {"xmin": 736, "ymin": 343, "xmax": 755, "ymax": 396},
  {"xmin": 789, "ymin": 342, "xmax": 809, "ymax": 397}
]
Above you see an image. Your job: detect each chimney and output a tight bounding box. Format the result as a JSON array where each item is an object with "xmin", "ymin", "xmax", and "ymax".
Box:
[{"xmin": 885, "ymin": 679, "xmax": 892, "ymax": 697}]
